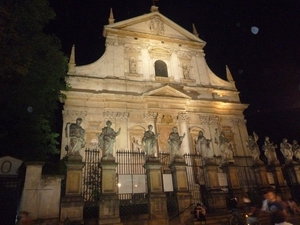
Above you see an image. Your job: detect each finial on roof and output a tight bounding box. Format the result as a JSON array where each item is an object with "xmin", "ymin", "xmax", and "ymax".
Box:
[
  {"xmin": 226, "ymin": 65, "xmax": 235, "ymax": 84},
  {"xmin": 192, "ymin": 23, "xmax": 199, "ymax": 37},
  {"xmin": 68, "ymin": 45, "xmax": 76, "ymax": 73},
  {"xmin": 108, "ymin": 8, "xmax": 115, "ymax": 24},
  {"xmin": 150, "ymin": 0, "xmax": 159, "ymax": 12}
]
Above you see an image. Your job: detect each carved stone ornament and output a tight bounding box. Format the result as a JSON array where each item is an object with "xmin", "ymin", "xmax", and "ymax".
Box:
[
  {"xmin": 177, "ymin": 113, "xmax": 189, "ymax": 123},
  {"xmin": 63, "ymin": 110, "xmax": 87, "ymax": 119},
  {"xmin": 116, "ymin": 112, "xmax": 129, "ymax": 121},
  {"xmin": 161, "ymin": 114, "xmax": 173, "ymax": 124},
  {"xmin": 143, "ymin": 112, "xmax": 158, "ymax": 122},
  {"xmin": 199, "ymin": 115, "xmax": 220, "ymax": 125},
  {"xmin": 149, "ymin": 16, "xmax": 165, "ymax": 35},
  {"xmin": 103, "ymin": 111, "xmax": 118, "ymax": 120},
  {"xmin": 229, "ymin": 118, "xmax": 246, "ymax": 126},
  {"xmin": 177, "ymin": 50, "xmax": 192, "ymax": 60},
  {"xmin": 105, "ymin": 38, "xmax": 115, "ymax": 45}
]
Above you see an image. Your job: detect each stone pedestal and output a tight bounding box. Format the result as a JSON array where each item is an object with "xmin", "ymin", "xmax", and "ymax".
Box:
[
  {"xmin": 285, "ymin": 162, "xmax": 300, "ymax": 200},
  {"xmin": 170, "ymin": 159, "xmax": 192, "ymax": 225},
  {"xmin": 144, "ymin": 157, "xmax": 169, "ymax": 225},
  {"xmin": 222, "ymin": 162, "xmax": 244, "ymax": 206},
  {"xmin": 269, "ymin": 164, "xmax": 291, "ymax": 200},
  {"xmin": 203, "ymin": 161, "xmax": 227, "ymax": 212},
  {"xmin": 98, "ymin": 157, "xmax": 122, "ymax": 225},
  {"xmin": 60, "ymin": 155, "xmax": 85, "ymax": 223},
  {"xmin": 252, "ymin": 163, "xmax": 270, "ymax": 188}
]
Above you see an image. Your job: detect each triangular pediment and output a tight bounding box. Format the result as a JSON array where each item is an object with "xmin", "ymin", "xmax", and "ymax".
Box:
[
  {"xmin": 143, "ymin": 85, "xmax": 191, "ymax": 99},
  {"xmin": 104, "ymin": 11, "xmax": 205, "ymax": 43}
]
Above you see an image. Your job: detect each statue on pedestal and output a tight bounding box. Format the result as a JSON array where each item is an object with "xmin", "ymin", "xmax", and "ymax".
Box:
[
  {"xmin": 246, "ymin": 132, "xmax": 261, "ymax": 164},
  {"xmin": 219, "ymin": 132, "xmax": 234, "ymax": 164},
  {"xmin": 280, "ymin": 138, "xmax": 293, "ymax": 164},
  {"xmin": 142, "ymin": 125, "xmax": 159, "ymax": 156},
  {"xmin": 168, "ymin": 127, "xmax": 185, "ymax": 161},
  {"xmin": 262, "ymin": 136, "xmax": 278, "ymax": 165},
  {"xmin": 65, "ymin": 118, "xmax": 86, "ymax": 155},
  {"xmin": 97, "ymin": 120, "xmax": 121, "ymax": 158},
  {"xmin": 195, "ymin": 131, "xmax": 213, "ymax": 160},
  {"xmin": 292, "ymin": 139, "xmax": 300, "ymax": 161}
]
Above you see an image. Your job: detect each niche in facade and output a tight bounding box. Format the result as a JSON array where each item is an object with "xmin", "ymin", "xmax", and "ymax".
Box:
[{"xmin": 154, "ymin": 60, "xmax": 168, "ymax": 77}]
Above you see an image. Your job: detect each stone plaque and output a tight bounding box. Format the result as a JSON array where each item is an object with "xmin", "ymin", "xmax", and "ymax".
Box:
[{"xmin": 163, "ymin": 174, "xmax": 173, "ymax": 192}]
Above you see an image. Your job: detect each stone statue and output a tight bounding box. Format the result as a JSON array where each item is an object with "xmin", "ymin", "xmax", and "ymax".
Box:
[
  {"xmin": 292, "ymin": 140, "xmax": 300, "ymax": 161},
  {"xmin": 129, "ymin": 57, "xmax": 137, "ymax": 73},
  {"xmin": 65, "ymin": 118, "xmax": 86, "ymax": 155},
  {"xmin": 97, "ymin": 120, "xmax": 121, "ymax": 158},
  {"xmin": 142, "ymin": 125, "xmax": 159, "ymax": 156},
  {"xmin": 182, "ymin": 63, "xmax": 190, "ymax": 79},
  {"xmin": 195, "ymin": 131, "xmax": 213, "ymax": 160},
  {"xmin": 219, "ymin": 132, "xmax": 234, "ymax": 164},
  {"xmin": 280, "ymin": 138, "xmax": 293, "ymax": 164},
  {"xmin": 245, "ymin": 132, "xmax": 261, "ymax": 164},
  {"xmin": 262, "ymin": 136, "xmax": 278, "ymax": 165},
  {"xmin": 132, "ymin": 137, "xmax": 142, "ymax": 152},
  {"xmin": 168, "ymin": 127, "xmax": 185, "ymax": 160}
]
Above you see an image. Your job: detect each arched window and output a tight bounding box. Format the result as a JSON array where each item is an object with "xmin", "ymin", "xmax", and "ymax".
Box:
[{"xmin": 154, "ymin": 60, "xmax": 168, "ymax": 77}]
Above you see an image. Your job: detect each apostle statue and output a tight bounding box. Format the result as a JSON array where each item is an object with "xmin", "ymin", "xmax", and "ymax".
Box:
[
  {"xmin": 142, "ymin": 125, "xmax": 159, "ymax": 156},
  {"xmin": 280, "ymin": 138, "xmax": 293, "ymax": 164},
  {"xmin": 219, "ymin": 132, "xmax": 234, "ymax": 164},
  {"xmin": 65, "ymin": 118, "xmax": 86, "ymax": 155},
  {"xmin": 168, "ymin": 127, "xmax": 185, "ymax": 161},
  {"xmin": 246, "ymin": 132, "xmax": 261, "ymax": 164},
  {"xmin": 262, "ymin": 136, "xmax": 278, "ymax": 165},
  {"xmin": 97, "ymin": 120, "xmax": 121, "ymax": 158},
  {"xmin": 195, "ymin": 131, "xmax": 213, "ymax": 160},
  {"xmin": 292, "ymin": 139, "xmax": 300, "ymax": 161}
]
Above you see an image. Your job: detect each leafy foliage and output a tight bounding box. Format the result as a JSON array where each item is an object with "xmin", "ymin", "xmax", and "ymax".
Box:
[{"xmin": 0, "ymin": 0, "xmax": 67, "ymax": 160}]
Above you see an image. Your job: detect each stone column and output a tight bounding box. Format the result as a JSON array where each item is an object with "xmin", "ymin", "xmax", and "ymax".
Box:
[
  {"xmin": 98, "ymin": 158, "xmax": 122, "ymax": 225},
  {"xmin": 203, "ymin": 161, "xmax": 227, "ymax": 212},
  {"xmin": 178, "ymin": 113, "xmax": 190, "ymax": 155},
  {"xmin": 60, "ymin": 155, "xmax": 85, "ymax": 223},
  {"xmin": 222, "ymin": 162, "xmax": 244, "ymax": 206},
  {"xmin": 20, "ymin": 161, "xmax": 44, "ymax": 220},
  {"xmin": 269, "ymin": 163, "xmax": 291, "ymax": 200},
  {"xmin": 144, "ymin": 157, "xmax": 169, "ymax": 225},
  {"xmin": 170, "ymin": 159, "xmax": 192, "ymax": 225}
]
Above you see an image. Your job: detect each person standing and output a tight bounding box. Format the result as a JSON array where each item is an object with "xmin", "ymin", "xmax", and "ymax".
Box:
[{"xmin": 265, "ymin": 189, "xmax": 287, "ymax": 225}]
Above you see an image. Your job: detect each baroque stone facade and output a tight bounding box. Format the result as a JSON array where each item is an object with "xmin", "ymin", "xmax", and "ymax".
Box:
[{"xmin": 60, "ymin": 6, "xmax": 250, "ymax": 162}]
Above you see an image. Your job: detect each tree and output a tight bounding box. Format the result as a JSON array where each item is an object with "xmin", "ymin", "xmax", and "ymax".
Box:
[{"xmin": 0, "ymin": 0, "xmax": 67, "ymax": 160}]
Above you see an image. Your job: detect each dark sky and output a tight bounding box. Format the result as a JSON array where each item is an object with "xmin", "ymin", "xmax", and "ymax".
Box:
[{"xmin": 48, "ymin": 0, "xmax": 300, "ymax": 146}]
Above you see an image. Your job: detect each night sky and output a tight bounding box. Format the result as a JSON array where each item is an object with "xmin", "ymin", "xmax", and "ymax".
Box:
[{"xmin": 48, "ymin": 0, "xmax": 300, "ymax": 147}]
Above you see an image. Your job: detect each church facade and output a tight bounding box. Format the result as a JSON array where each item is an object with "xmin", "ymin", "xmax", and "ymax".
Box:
[
  {"xmin": 61, "ymin": 5, "xmax": 250, "ymax": 163},
  {"xmin": 59, "ymin": 6, "xmax": 278, "ymax": 223}
]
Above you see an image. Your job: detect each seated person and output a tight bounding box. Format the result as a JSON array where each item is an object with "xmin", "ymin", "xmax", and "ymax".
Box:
[{"xmin": 194, "ymin": 203, "xmax": 206, "ymax": 221}]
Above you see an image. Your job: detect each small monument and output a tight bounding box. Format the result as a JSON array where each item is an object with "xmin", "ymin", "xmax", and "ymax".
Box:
[{"xmin": 142, "ymin": 124, "xmax": 159, "ymax": 158}]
